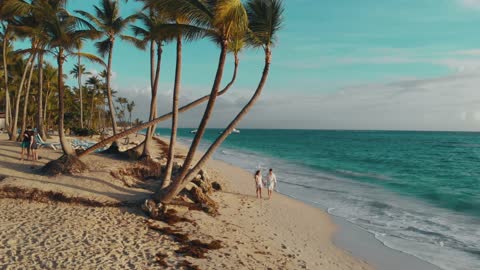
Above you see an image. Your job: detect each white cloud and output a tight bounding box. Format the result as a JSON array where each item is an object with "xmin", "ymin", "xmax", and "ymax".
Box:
[{"xmin": 113, "ymin": 71, "xmax": 480, "ymax": 131}]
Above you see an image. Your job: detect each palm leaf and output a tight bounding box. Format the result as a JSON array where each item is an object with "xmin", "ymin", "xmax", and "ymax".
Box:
[
  {"xmin": 71, "ymin": 52, "xmax": 106, "ymax": 67},
  {"xmin": 246, "ymin": 0, "xmax": 284, "ymax": 48}
]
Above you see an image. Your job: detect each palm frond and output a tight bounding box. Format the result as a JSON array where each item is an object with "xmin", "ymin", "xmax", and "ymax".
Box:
[
  {"xmin": 75, "ymin": 10, "xmax": 104, "ymax": 29},
  {"xmin": 213, "ymin": 0, "xmax": 249, "ymax": 41},
  {"xmin": 71, "ymin": 52, "xmax": 106, "ymax": 67},
  {"xmin": 95, "ymin": 38, "xmax": 111, "ymax": 58},
  {"xmin": 121, "ymin": 35, "xmax": 148, "ymax": 50},
  {"xmin": 246, "ymin": 0, "xmax": 284, "ymax": 47}
]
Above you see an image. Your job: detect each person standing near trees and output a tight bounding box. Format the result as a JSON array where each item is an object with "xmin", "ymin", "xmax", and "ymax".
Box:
[
  {"xmin": 20, "ymin": 127, "xmax": 32, "ymax": 161},
  {"xmin": 29, "ymin": 129, "xmax": 39, "ymax": 161}
]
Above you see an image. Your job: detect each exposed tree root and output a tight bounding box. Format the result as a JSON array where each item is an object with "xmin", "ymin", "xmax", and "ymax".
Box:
[{"xmin": 41, "ymin": 155, "xmax": 88, "ymax": 176}]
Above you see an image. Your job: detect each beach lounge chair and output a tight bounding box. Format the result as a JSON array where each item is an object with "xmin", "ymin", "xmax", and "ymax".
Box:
[
  {"xmin": 71, "ymin": 139, "xmax": 107, "ymax": 153},
  {"xmin": 35, "ymin": 134, "xmax": 61, "ymax": 150}
]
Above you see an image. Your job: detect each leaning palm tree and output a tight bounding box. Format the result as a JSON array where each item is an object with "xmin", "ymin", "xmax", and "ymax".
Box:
[
  {"xmin": 70, "ymin": 62, "xmax": 91, "ymax": 128},
  {"xmin": 156, "ymin": 0, "xmax": 248, "ymax": 197},
  {"xmin": 76, "ymin": 0, "xmax": 136, "ymax": 150},
  {"xmin": 19, "ymin": 54, "xmax": 36, "ymax": 139},
  {"xmin": 157, "ymin": 2, "xmax": 209, "ymax": 188},
  {"xmin": 10, "ymin": 47, "xmax": 36, "ymax": 141},
  {"xmin": 10, "ymin": 6, "xmax": 51, "ymax": 140},
  {"xmin": 159, "ymin": 0, "xmax": 284, "ymax": 203}
]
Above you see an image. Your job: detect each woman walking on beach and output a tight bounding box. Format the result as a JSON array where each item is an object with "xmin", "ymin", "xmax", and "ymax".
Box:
[
  {"xmin": 254, "ymin": 170, "xmax": 263, "ymax": 199},
  {"xmin": 266, "ymin": 168, "xmax": 277, "ymax": 199}
]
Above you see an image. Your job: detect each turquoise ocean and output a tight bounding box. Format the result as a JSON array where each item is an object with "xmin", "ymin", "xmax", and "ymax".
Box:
[{"xmin": 156, "ymin": 128, "xmax": 480, "ymax": 270}]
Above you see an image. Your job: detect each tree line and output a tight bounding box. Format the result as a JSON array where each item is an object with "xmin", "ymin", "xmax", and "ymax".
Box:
[{"xmin": 0, "ymin": 0, "xmax": 284, "ymax": 203}]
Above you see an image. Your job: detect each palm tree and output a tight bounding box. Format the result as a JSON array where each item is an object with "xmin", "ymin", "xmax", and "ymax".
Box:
[
  {"xmin": 0, "ymin": 0, "xmax": 30, "ymax": 139},
  {"xmin": 10, "ymin": 49, "xmax": 36, "ymax": 141},
  {"xmin": 156, "ymin": 0, "xmax": 248, "ymax": 198},
  {"xmin": 19, "ymin": 54, "xmax": 36, "ymax": 139},
  {"xmin": 42, "ymin": 62, "xmax": 58, "ymax": 127},
  {"xmin": 76, "ymin": 1, "xmax": 247, "ymax": 158},
  {"xmin": 159, "ymin": 3, "xmax": 198, "ymax": 188},
  {"xmin": 126, "ymin": 100, "xmax": 135, "ymax": 127},
  {"xmin": 122, "ymin": 10, "xmax": 166, "ymax": 158},
  {"xmin": 70, "ymin": 62, "xmax": 91, "ymax": 128},
  {"xmin": 10, "ymin": 6, "xmax": 50, "ymax": 140},
  {"xmin": 76, "ymin": 34, "xmax": 243, "ymax": 158},
  {"xmin": 159, "ymin": 0, "xmax": 284, "ymax": 203},
  {"xmin": 86, "ymin": 75, "xmax": 102, "ymax": 128},
  {"xmin": 76, "ymin": 0, "xmax": 136, "ymax": 148},
  {"xmin": 40, "ymin": 1, "xmax": 100, "ymax": 156}
]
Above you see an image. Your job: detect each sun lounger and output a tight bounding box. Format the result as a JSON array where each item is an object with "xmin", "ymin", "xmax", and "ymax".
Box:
[
  {"xmin": 72, "ymin": 139, "xmax": 107, "ymax": 153},
  {"xmin": 35, "ymin": 134, "xmax": 61, "ymax": 151}
]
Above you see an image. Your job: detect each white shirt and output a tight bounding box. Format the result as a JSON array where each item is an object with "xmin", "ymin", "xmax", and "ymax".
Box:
[{"xmin": 267, "ymin": 172, "xmax": 277, "ymax": 186}]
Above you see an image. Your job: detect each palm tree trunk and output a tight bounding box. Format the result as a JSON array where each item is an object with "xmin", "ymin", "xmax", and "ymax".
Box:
[
  {"xmin": 37, "ymin": 52, "xmax": 47, "ymax": 140},
  {"xmin": 78, "ymin": 55, "xmax": 84, "ymax": 128},
  {"xmin": 160, "ymin": 48, "xmax": 271, "ymax": 203},
  {"xmin": 11, "ymin": 52, "xmax": 35, "ymax": 141},
  {"xmin": 142, "ymin": 41, "xmax": 162, "ymax": 158},
  {"xmin": 2, "ymin": 27, "xmax": 11, "ymax": 138},
  {"xmin": 90, "ymin": 90, "xmax": 95, "ymax": 128},
  {"xmin": 43, "ymin": 86, "xmax": 49, "ymax": 125},
  {"xmin": 169, "ymin": 40, "xmax": 229, "ymax": 188},
  {"xmin": 19, "ymin": 56, "xmax": 36, "ymax": 140},
  {"xmin": 106, "ymin": 42, "xmax": 118, "ymax": 135},
  {"xmin": 57, "ymin": 49, "xmax": 75, "ymax": 156},
  {"xmin": 77, "ymin": 54, "xmax": 238, "ymax": 158},
  {"xmin": 163, "ymin": 35, "xmax": 182, "ymax": 188}
]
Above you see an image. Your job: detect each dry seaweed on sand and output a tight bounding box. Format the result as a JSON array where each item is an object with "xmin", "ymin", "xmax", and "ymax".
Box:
[
  {"xmin": 148, "ymin": 223, "xmax": 190, "ymax": 244},
  {"xmin": 175, "ymin": 240, "xmax": 223, "ymax": 259},
  {"xmin": 0, "ymin": 185, "xmax": 137, "ymax": 207},
  {"xmin": 179, "ymin": 260, "xmax": 201, "ymax": 270},
  {"xmin": 155, "ymin": 252, "xmax": 169, "ymax": 267}
]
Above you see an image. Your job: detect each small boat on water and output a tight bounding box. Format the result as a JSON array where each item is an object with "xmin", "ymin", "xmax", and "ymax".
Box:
[{"xmin": 190, "ymin": 129, "xmax": 198, "ymax": 134}]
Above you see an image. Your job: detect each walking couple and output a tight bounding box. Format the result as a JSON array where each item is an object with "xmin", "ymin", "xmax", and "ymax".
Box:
[{"xmin": 254, "ymin": 168, "xmax": 277, "ymax": 200}]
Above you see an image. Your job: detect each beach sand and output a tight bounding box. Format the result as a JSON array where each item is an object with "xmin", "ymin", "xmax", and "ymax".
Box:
[{"xmin": 0, "ymin": 133, "xmax": 372, "ymax": 269}]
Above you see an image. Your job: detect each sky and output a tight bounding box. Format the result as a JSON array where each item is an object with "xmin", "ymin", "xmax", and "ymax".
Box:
[{"xmin": 53, "ymin": 0, "xmax": 480, "ymax": 130}]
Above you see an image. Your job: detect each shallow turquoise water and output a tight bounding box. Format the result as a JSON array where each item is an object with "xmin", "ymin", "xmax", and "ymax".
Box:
[{"xmin": 155, "ymin": 128, "xmax": 480, "ymax": 270}]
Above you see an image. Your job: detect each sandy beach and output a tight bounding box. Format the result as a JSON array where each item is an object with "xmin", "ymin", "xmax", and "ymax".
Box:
[{"xmin": 0, "ymin": 133, "xmax": 372, "ymax": 269}]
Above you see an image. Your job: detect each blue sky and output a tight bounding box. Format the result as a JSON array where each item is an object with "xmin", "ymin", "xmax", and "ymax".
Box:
[{"xmin": 47, "ymin": 0, "xmax": 480, "ymax": 130}]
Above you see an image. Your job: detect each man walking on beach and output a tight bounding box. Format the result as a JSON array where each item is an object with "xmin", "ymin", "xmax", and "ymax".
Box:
[{"xmin": 267, "ymin": 168, "xmax": 277, "ymax": 199}]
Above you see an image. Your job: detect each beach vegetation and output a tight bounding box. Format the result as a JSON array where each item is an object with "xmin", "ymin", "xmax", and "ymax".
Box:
[
  {"xmin": 76, "ymin": 0, "xmax": 137, "ymax": 152},
  {"xmin": 0, "ymin": 0, "xmax": 283, "ymax": 208}
]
